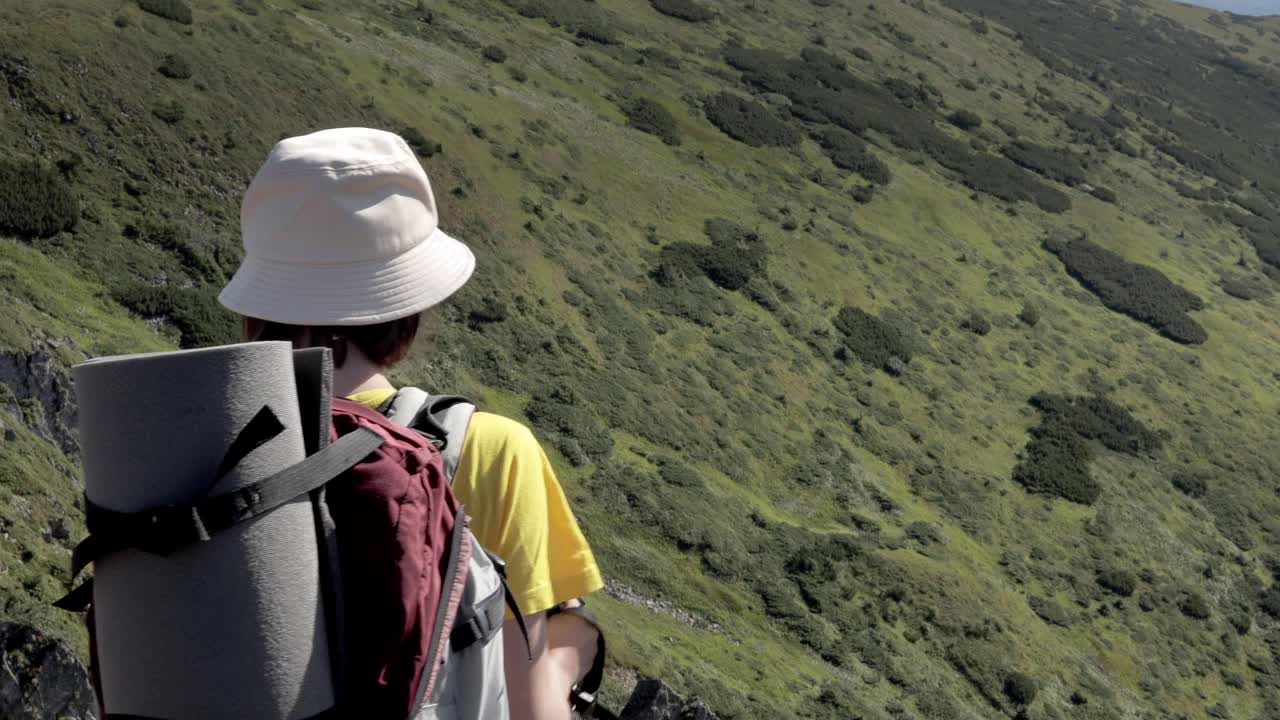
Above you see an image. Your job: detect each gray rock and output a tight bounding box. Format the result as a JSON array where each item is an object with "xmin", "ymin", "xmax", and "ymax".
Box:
[
  {"xmin": 0, "ymin": 341, "xmax": 79, "ymax": 454},
  {"xmin": 885, "ymin": 356, "xmax": 909, "ymax": 377},
  {"xmin": 48, "ymin": 517, "xmax": 71, "ymax": 541},
  {"xmin": 619, "ymin": 679, "xmax": 718, "ymax": 720},
  {"xmin": 0, "ymin": 622, "xmax": 98, "ymax": 720}
]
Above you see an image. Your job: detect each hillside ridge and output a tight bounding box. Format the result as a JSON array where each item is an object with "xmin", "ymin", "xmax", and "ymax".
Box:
[{"xmin": 1, "ymin": 0, "xmax": 1279, "ymax": 718}]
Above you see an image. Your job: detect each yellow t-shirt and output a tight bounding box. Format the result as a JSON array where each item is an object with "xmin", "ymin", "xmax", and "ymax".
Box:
[{"xmin": 348, "ymin": 388, "xmax": 603, "ymax": 616}]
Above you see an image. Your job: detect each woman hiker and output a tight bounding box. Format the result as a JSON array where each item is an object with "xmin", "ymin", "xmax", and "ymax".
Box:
[{"xmin": 217, "ymin": 126, "xmax": 605, "ymax": 719}]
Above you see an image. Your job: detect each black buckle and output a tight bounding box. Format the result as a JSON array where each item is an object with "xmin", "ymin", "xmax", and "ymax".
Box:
[{"xmin": 134, "ymin": 505, "xmax": 212, "ymax": 556}]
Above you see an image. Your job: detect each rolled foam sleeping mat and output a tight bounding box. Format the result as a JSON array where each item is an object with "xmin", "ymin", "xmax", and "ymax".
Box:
[{"xmin": 74, "ymin": 341, "xmax": 334, "ymax": 719}]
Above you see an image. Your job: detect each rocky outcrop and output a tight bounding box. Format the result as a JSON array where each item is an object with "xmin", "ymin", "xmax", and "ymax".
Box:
[
  {"xmin": 619, "ymin": 679, "xmax": 719, "ymax": 720},
  {"xmin": 0, "ymin": 622, "xmax": 97, "ymax": 720},
  {"xmin": 0, "ymin": 338, "xmax": 79, "ymax": 455}
]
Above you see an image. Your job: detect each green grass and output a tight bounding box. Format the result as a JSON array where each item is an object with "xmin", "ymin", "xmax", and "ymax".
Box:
[{"xmin": 1, "ymin": 0, "xmax": 1280, "ymax": 718}]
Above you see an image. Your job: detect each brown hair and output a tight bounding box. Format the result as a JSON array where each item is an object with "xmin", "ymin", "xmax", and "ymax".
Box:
[{"xmin": 241, "ymin": 314, "xmax": 421, "ymax": 369}]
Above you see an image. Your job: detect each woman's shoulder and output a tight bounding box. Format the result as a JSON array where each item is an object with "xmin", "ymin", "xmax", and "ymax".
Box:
[{"xmin": 465, "ymin": 411, "xmax": 540, "ymax": 453}]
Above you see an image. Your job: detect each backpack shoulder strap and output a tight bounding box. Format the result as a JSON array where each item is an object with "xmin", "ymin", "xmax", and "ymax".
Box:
[{"xmin": 381, "ymin": 388, "xmax": 477, "ymax": 483}]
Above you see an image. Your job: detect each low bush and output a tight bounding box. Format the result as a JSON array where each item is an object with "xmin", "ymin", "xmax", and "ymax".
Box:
[
  {"xmin": 139, "ymin": 220, "xmax": 221, "ymax": 281},
  {"xmin": 401, "ymin": 126, "xmax": 442, "ymax": 157},
  {"xmin": 1013, "ymin": 393, "xmax": 1161, "ymax": 505},
  {"xmin": 1090, "ymin": 186, "xmax": 1117, "ymax": 203},
  {"xmin": 153, "ymin": 100, "xmax": 185, "ymax": 124},
  {"xmin": 113, "ymin": 285, "xmax": 237, "ymax": 348},
  {"xmin": 1097, "ymin": 568, "xmax": 1137, "ymax": 597},
  {"xmin": 704, "ymin": 93, "xmax": 799, "ymax": 147},
  {"xmin": 833, "ymin": 306, "xmax": 914, "ymax": 371},
  {"xmin": 0, "ymin": 161, "xmax": 79, "ymax": 239},
  {"xmin": 947, "ymin": 110, "xmax": 983, "ymax": 131},
  {"xmin": 158, "ymin": 53, "xmax": 192, "ymax": 79},
  {"xmin": 650, "ymin": 0, "xmax": 714, "ymax": 22},
  {"xmin": 1180, "ymin": 591, "xmax": 1211, "ymax": 620},
  {"xmin": 481, "ymin": 45, "xmax": 508, "ymax": 63},
  {"xmin": 1171, "ymin": 472, "xmax": 1208, "ymax": 498},
  {"xmin": 510, "ymin": 0, "xmax": 617, "ymax": 44},
  {"xmin": 622, "ymin": 97, "xmax": 681, "ymax": 146},
  {"xmin": 813, "ymin": 127, "xmax": 890, "ymax": 184},
  {"xmin": 138, "ymin": 0, "xmax": 193, "ymax": 24},
  {"xmin": 1004, "ymin": 672, "xmax": 1038, "ymax": 706},
  {"xmin": 653, "ymin": 218, "xmax": 768, "ymax": 293},
  {"xmin": 524, "ymin": 384, "xmax": 613, "ymax": 464},
  {"xmin": 1018, "ymin": 303, "xmax": 1041, "ymax": 327},
  {"xmin": 1003, "ymin": 141, "xmax": 1088, "ymax": 186},
  {"xmin": 1044, "ymin": 234, "xmax": 1206, "ymax": 344},
  {"xmin": 960, "ymin": 312, "xmax": 992, "ymax": 335}
]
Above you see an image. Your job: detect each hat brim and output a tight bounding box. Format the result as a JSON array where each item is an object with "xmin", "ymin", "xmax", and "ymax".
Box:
[{"xmin": 218, "ymin": 228, "xmax": 475, "ymax": 326}]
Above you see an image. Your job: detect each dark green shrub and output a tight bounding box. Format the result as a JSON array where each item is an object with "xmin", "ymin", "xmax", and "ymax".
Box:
[
  {"xmin": 1090, "ymin": 185, "xmax": 1117, "ymax": 203},
  {"xmin": 1171, "ymin": 472, "xmax": 1208, "ymax": 498},
  {"xmin": 139, "ymin": 220, "xmax": 221, "ymax": 281},
  {"xmin": 960, "ymin": 312, "xmax": 991, "ymax": 335},
  {"xmin": 137, "ymin": 0, "xmax": 193, "ymax": 24},
  {"xmin": 524, "ymin": 384, "xmax": 613, "ymax": 463},
  {"xmin": 1180, "ymin": 592, "xmax": 1211, "ymax": 620},
  {"xmin": 0, "ymin": 161, "xmax": 79, "ymax": 239},
  {"xmin": 959, "ymin": 78, "xmax": 979, "ymax": 91},
  {"xmin": 153, "ymin": 100, "xmax": 185, "ymax": 124},
  {"xmin": 1260, "ymin": 585, "xmax": 1280, "ymax": 619},
  {"xmin": 852, "ymin": 47, "xmax": 873, "ymax": 62},
  {"xmin": 833, "ymin": 306, "xmax": 914, "ymax": 371},
  {"xmin": 650, "ymin": 0, "xmax": 714, "ymax": 22},
  {"xmin": 158, "ymin": 53, "xmax": 192, "ymax": 79},
  {"xmin": 481, "ymin": 45, "xmax": 508, "ymax": 63},
  {"xmin": 971, "ymin": 18, "xmax": 990, "ymax": 34},
  {"xmin": 1097, "ymin": 568, "xmax": 1137, "ymax": 597},
  {"xmin": 1044, "ymin": 234, "xmax": 1206, "ymax": 344},
  {"xmin": 653, "ymin": 218, "xmax": 768, "ymax": 292},
  {"xmin": 704, "ymin": 93, "xmax": 799, "ymax": 147},
  {"xmin": 1003, "ymin": 141, "xmax": 1088, "ymax": 186},
  {"xmin": 1013, "ymin": 393, "xmax": 1160, "ymax": 505},
  {"xmin": 813, "ymin": 127, "xmax": 890, "ymax": 185},
  {"xmin": 113, "ymin": 285, "xmax": 237, "ymax": 348},
  {"xmin": 947, "ymin": 110, "xmax": 983, "ymax": 131},
  {"xmin": 508, "ymin": 67, "xmax": 528, "ymax": 83},
  {"xmin": 622, "ymin": 97, "xmax": 681, "ymax": 145},
  {"xmin": 401, "ymin": 126, "xmax": 442, "ymax": 157},
  {"xmin": 1018, "ymin": 303, "xmax": 1041, "ymax": 327},
  {"xmin": 1004, "ymin": 672, "xmax": 1037, "ymax": 706}
]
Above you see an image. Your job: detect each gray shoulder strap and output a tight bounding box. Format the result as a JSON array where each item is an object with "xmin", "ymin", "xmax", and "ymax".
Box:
[{"xmin": 381, "ymin": 388, "xmax": 476, "ymax": 483}]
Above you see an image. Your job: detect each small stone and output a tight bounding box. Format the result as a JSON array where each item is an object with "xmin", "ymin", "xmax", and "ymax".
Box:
[{"xmin": 48, "ymin": 517, "xmax": 71, "ymax": 541}]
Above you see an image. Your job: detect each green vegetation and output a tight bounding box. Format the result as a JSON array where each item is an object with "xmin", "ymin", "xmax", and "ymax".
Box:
[
  {"xmin": 947, "ymin": 109, "xmax": 983, "ymax": 131},
  {"xmin": 1013, "ymin": 394, "xmax": 1161, "ymax": 505},
  {"xmin": 1044, "ymin": 233, "xmax": 1207, "ymax": 344},
  {"xmin": 4, "ymin": 0, "xmax": 1280, "ymax": 717},
  {"xmin": 157, "ymin": 53, "xmax": 191, "ymax": 80},
  {"xmin": 813, "ymin": 127, "xmax": 890, "ymax": 185},
  {"xmin": 0, "ymin": 162, "xmax": 78, "ymax": 239},
  {"xmin": 621, "ymin": 98, "xmax": 681, "ymax": 146},
  {"xmin": 832, "ymin": 307, "xmax": 915, "ymax": 371},
  {"xmin": 649, "ymin": 0, "xmax": 714, "ymax": 22},
  {"xmin": 137, "ymin": 0, "xmax": 192, "ymax": 24},
  {"xmin": 703, "ymin": 93, "xmax": 798, "ymax": 147}
]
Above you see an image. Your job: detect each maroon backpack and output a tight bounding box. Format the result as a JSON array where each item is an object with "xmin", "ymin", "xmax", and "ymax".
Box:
[{"xmin": 59, "ymin": 363, "xmax": 472, "ymax": 718}]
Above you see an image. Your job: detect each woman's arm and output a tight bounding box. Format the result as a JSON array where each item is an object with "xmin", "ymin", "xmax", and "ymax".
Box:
[{"xmin": 503, "ymin": 610, "xmax": 599, "ymax": 720}]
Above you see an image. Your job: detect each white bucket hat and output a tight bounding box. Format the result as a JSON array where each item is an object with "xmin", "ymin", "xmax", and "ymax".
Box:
[{"xmin": 219, "ymin": 127, "xmax": 476, "ymax": 326}]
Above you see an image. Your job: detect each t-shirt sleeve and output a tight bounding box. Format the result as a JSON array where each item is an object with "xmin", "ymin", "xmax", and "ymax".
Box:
[{"xmin": 452, "ymin": 413, "xmax": 604, "ymax": 617}]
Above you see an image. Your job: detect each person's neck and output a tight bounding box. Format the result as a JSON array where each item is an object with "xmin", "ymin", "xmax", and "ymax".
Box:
[{"xmin": 332, "ymin": 351, "xmax": 395, "ymax": 398}]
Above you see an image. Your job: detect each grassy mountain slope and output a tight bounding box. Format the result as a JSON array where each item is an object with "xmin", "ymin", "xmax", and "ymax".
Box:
[{"xmin": 2, "ymin": 1, "xmax": 1280, "ymax": 718}]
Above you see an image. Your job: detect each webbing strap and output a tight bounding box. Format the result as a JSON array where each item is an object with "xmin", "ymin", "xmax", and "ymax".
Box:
[{"xmin": 56, "ymin": 425, "xmax": 386, "ymax": 612}]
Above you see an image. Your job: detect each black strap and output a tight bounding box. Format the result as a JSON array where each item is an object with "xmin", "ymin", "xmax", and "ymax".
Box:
[
  {"xmin": 56, "ymin": 425, "xmax": 386, "ymax": 611},
  {"xmin": 483, "ymin": 548, "xmax": 533, "ymax": 661}
]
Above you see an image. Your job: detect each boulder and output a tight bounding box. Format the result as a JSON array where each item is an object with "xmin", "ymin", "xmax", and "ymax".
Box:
[
  {"xmin": 0, "ymin": 621, "xmax": 97, "ymax": 720},
  {"xmin": 619, "ymin": 679, "xmax": 718, "ymax": 720}
]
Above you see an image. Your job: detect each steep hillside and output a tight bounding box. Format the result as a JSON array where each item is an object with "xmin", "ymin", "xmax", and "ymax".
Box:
[{"xmin": 2, "ymin": 1, "xmax": 1279, "ymax": 718}]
